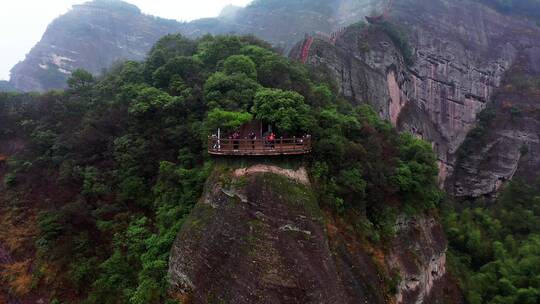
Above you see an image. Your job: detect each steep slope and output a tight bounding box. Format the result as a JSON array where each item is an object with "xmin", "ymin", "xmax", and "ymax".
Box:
[
  {"xmin": 295, "ymin": 0, "xmax": 540, "ymax": 198},
  {"xmin": 10, "ymin": 0, "xmax": 382, "ymax": 92},
  {"xmin": 182, "ymin": 0, "xmax": 381, "ymax": 50},
  {"xmin": 449, "ymin": 54, "xmax": 540, "ymax": 197},
  {"xmin": 168, "ymin": 163, "xmax": 459, "ymax": 304},
  {"xmin": 1, "ymin": 32, "xmax": 457, "ymax": 303},
  {"xmin": 9, "ymin": 0, "xmax": 184, "ymax": 92}
]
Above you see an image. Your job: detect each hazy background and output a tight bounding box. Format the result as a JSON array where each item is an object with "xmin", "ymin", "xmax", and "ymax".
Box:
[{"xmin": 0, "ymin": 0, "xmax": 252, "ymax": 80}]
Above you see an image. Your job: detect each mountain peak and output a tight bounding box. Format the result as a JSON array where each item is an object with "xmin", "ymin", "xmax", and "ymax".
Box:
[
  {"xmin": 219, "ymin": 4, "xmax": 242, "ymax": 19},
  {"xmin": 74, "ymin": 0, "xmax": 141, "ymax": 14},
  {"xmin": 9, "ymin": 0, "xmax": 182, "ymax": 92}
]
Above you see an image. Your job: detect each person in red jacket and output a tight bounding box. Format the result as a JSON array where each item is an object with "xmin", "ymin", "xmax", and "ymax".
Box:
[{"xmin": 268, "ymin": 132, "xmax": 276, "ymax": 149}]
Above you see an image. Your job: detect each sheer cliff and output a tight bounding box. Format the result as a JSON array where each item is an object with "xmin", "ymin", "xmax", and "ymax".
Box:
[
  {"xmin": 294, "ymin": 0, "xmax": 540, "ymax": 198},
  {"xmin": 168, "ymin": 164, "xmax": 459, "ymax": 304}
]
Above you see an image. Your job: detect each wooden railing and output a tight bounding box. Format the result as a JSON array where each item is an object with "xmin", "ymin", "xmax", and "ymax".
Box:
[{"xmin": 208, "ymin": 136, "xmax": 311, "ymax": 156}]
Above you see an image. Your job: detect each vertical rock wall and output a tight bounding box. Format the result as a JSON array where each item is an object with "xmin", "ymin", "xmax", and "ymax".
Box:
[
  {"xmin": 168, "ymin": 164, "xmax": 457, "ymax": 304},
  {"xmin": 297, "ymin": 0, "xmax": 540, "ymax": 198}
]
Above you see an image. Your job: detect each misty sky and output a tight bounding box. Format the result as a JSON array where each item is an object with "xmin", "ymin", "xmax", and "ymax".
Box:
[{"xmin": 0, "ymin": 0, "xmax": 252, "ymax": 80}]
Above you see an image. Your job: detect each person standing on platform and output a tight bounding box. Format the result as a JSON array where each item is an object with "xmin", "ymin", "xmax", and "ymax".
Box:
[{"xmin": 249, "ymin": 132, "xmax": 256, "ymax": 150}]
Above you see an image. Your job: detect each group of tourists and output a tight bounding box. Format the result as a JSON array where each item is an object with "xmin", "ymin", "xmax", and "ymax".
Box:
[
  {"xmin": 227, "ymin": 131, "xmax": 277, "ymax": 151},
  {"xmin": 210, "ymin": 130, "xmax": 311, "ymax": 153}
]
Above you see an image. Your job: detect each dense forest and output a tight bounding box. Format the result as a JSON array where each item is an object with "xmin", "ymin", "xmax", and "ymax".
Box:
[
  {"xmin": 444, "ymin": 178, "xmax": 540, "ymax": 304},
  {"xmin": 0, "ymin": 34, "xmax": 440, "ymax": 303},
  {"xmin": 2, "ymin": 7, "xmax": 540, "ymax": 302}
]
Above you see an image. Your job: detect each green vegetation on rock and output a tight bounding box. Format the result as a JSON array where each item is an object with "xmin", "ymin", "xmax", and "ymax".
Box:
[
  {"xmin": 370, "ymin": 21, "xmax": 415, "ymax": 67},
  {"xmin": 0, "ymin": 33, "xmax": 440, "ymax": 303},
  {"xmin": 444, "ymin": 177, "xmax": 540, "ymax": 304}
]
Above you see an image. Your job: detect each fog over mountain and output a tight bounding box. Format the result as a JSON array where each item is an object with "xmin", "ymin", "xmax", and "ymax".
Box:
[
  {"xmin": 2, "ymin": 1, "xmax": 540, "ymax": 303},
  {"xmin": 0, "ymin": 0, "xmax": 252, "ymax": 82},
  {"xmin": 6, "ymin": 0, "xmax": 380, "ymax": 92}
]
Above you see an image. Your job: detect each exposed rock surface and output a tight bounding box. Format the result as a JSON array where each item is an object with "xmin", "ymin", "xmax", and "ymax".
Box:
[
  {"xmin": 168, "ymin": 167, "xmax": 347, "ymax": 303},
  {"xmin": 296, "ymin": 0, "xmax": 540, "ymax": 198},
  {"xmin": 10, "ymin": 0, "xmax": 382, "ymax": 92},
  {"xmin": 233, "ymin": 164, "xmax": 310, "ymax": 185},
  {"xmin": 449, "ymin": 75, "xmax": 540, "ymax": 198},
  {"xmin": 182, "ymin": 0, "xmax": 381, "ymax": 51},
  {"xmin": 10, "ymin": 0, "xmax": 184, "ymax": 92},
  {"xmin": 390, "ymin": 216, "xmax": 453, "ymax": 304},
  {"xmin": 168, "ymin": 165, "xmax": 457, "ymax": 303}
]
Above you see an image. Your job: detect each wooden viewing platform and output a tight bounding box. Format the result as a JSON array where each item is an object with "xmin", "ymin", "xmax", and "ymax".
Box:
[{"xmin": 208, "ymin": 137, "xmax": 311, "ymax": 156}]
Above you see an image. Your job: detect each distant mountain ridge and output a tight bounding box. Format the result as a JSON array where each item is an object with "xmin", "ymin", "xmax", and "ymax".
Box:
[
  {"xmin": 9, "ymin": 0, "xmax": 185, "ymax": 92},
  {"xmin": 0, "ymin": 81, "xmax": 19, "ymax": 92},
  {"xmin": 9, "ymin": 0, "xmax": 380, "ymax": 92}
]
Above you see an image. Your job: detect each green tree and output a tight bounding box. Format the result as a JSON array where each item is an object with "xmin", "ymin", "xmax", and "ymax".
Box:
[
  {"xmin": 205, "ymin": 108, "xmax": 253, "ymax": 134},
  {"xmin": 204, "ymin": 72, "xmax": 260, "ymax": 111},
  {"xmin": 67, "ymin": 69, "xmax": 94, "ymax": 92},
  {"xmin": 223, "ymin": 55, "xmax": 257, "ymax": 79},
  {"xmin": 252, "ymin": 88, "xmax": 313, "ymax": 134},
  {"xmin": 197, "ymin": 35, "xmax": 244, "ymax": 66}
]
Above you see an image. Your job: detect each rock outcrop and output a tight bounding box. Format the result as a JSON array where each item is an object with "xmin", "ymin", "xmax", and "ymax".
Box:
[
  {"xmin": 296, "ymin": 0, "xmax": 540, "ymax": 198},
  {"xmin": 449, "ymin": 71, "xmax": 540, "ymax": 198},
  {"xmin": 390, "ymin": 216, "xmax": 450, "ymax": 304},
  {"xmin": 10, "ymin": 0, "xmax": 382, "ymax": 92},
  {"xmin": 168, "ymin": 164, "xmax": 457, "ymax": 303},
  {"xmin": 168, "ymin": 165, "xmax": 349, "ymax": 303},
  {"xmin": 9, "ymin": 0, "xmax": 184, "ymax": 92}
]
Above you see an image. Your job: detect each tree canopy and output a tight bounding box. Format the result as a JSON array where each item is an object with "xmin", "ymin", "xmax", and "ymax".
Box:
[{"xmin": 0, "ymin": 33, "xmax": 441, "ymax": 303}]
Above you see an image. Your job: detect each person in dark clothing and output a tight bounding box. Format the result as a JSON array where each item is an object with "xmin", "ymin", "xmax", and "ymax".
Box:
[
  {"xmin": 233, "ymin": 132, "xmax": 240, "ymax": 150},
  {"xmin": 249, "ymin": 132, "xmax": 256, "ymax": 150}
]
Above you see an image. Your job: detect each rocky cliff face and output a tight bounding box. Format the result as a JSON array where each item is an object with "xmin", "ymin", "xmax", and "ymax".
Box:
[
  {"xmin": 10, "ymin": 0, "xmax": 382, "ymax": 92},
  {"xmin": 449, "ymin": 66, "xmax": 540, "ymax": 198},
  {"xmin": 168, "ymin": 163, "xmax": 458, "ymax": 304},
  {"xmin": 296, "ymin": 0, "xmax": 540, "ymax": 198},
  {"xmin": 182, "ymin": 0, "xmax": 380, "ymax": 51},
  {"xmin": 9, "ymin": 0, "xmax": 183, "ymax": 92}
]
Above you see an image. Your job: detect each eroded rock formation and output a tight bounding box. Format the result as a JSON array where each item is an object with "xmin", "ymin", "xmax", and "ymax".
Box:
[
  {"xmin": 10, "ymin": 0, "xmax": 382, "ymax": 92},
  {"xmin": 10, "ymin": 0, "xmax": 184, "ymax": 92},
  {"xmin": 168, "ymin": 164, "xmax": 457, "ymax": 303},
  {"xmin": 295, "ymin": 0, "xmax": 540, "ymax": 198}
]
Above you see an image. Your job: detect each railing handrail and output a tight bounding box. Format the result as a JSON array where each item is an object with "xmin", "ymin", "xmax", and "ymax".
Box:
[{"xmin": 207, "ymin": 136, "xmax": 312, "ymax": 156}]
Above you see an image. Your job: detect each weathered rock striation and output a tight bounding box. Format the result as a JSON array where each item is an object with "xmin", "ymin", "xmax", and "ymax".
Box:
[
  {"xmin": 296, "ymin": 0, "xmax": 540, "ymax": 198},
  {"xmin": 168, "ymin": 164, "xmax": 457, "ymax": 304}
]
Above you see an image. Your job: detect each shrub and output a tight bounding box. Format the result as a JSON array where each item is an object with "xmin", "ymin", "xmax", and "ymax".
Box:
[{"xmin": 374, "ymin": 22, "xmax": 415, "ymax": 66}]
